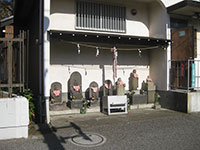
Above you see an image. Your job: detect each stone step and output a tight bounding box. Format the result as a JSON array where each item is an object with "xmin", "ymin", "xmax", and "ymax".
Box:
[{"xmin": 50, "ymin": 104, "xmax": 154, "ymax": 116}]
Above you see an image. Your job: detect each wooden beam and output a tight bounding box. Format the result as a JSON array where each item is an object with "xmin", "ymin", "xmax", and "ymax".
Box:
[
  {"xmin": 7, "ymin": 40, "xmax": 12, "ymax": 96},
  {"xmin": 0, "ymin": 38, "xmax": 23, "ymax": 42},
  {"xmin": 0, "ymin": 84, "xmax": 24, "ymax": 88}
]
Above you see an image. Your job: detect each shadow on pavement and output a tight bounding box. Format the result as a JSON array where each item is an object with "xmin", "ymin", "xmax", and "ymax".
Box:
[
  {"xmin": 37, "ymin": 122, "xmax": 91, "ymax": 149},
  {"xmin": 38, "ymin": 123, "xmax": 65, "ymax": 150}
]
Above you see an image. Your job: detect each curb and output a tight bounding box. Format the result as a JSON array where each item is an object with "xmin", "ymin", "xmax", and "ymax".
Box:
[{"xmin": 50, "ymin": 104, "xmax": 154, "ymax": 116}]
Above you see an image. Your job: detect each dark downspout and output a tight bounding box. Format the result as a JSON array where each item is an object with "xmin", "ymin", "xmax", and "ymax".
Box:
[{"xmin": 39, "ymin": 0, "xmax": 44, "ymax": 123}]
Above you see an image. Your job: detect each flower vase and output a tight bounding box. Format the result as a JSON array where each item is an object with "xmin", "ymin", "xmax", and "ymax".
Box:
[{"xmin": 80, "ymin": 106, "xmax": 86, "ymax": 114}]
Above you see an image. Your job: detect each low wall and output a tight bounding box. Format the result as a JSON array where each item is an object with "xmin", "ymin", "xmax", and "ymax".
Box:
[
  {"xmin": 0, "ymin": 97, "xmax": 29, "ymax": 140},
  {"xmin": 159, "ymin": 90, "xmax": 200, "ymax": 113},
  {"xmin": 158, "ymin": 90, "xmax": 188, "ymax": 113},
  {"xmin": 188, "ymin": 92, "xmax": 200, "ymax": 113}
]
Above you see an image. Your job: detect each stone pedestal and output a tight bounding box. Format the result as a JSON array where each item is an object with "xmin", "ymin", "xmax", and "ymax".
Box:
[
  {"xmin": 147, "ymin": 91, "xmax": 155, "ymax": 103},
  {"xmin": 147, "ymin": 82, "xmax": 156, "ymax": 104},
  {"xmin": 90, "ymin": 99, "xmax": 100, "ymax": 107},
  {"xmin": 153, "ymin": 104, "xmax": 161, "ymax": 109},
  {"xmin": 49, "ymin": 102, "xmax": 67, "ymax": 111},
  {"xmin": 67, "ymin": 100, "xmax": 83, "ymax": 109},
  {"xmin": 147, "ymin": 82, "xmax": 156, "ymax": 91},
  {"xmin": 131, "ymin": 94, "xmax": 148, "ymax": 105}
]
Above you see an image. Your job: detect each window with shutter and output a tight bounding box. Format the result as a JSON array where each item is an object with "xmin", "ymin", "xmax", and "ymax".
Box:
[{"xmin": 76, "ymin": 1, "xmax": 126, "ymax": 32}]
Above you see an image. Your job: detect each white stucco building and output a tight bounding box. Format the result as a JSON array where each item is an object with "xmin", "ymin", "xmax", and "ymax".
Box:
[
  {"xmin": 44, "ymin": 0, "xmax": 172, "ymax": 95},
  {"xmin": 42, "ymin": 0, "xmax": 182, "ymax": 122},
  {"xmin": 14, "ymin": 0, "xmax": 200, "ymax": 123}
]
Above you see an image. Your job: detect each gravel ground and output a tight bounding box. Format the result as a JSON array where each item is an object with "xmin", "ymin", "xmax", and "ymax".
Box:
[{"xmin": 1, "ymin": 109, "xmax": 200, "ymax": 150}]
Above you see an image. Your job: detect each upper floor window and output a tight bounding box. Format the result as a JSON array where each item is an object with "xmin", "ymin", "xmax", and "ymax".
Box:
[
  {"xmin": 170, "ymin": 18, "xmax": 188, "ymax": 29},
  {"xmin": 76, "ymin": 1, "xmax": 126, "ymax": 32}
]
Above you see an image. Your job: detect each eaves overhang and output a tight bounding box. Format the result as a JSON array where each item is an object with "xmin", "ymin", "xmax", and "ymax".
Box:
[
  {"xmin": 167, "ymin": 0, "xmax": 200, "ymax": 18},
  {"xmin": 0, "ymin": 16, "xmax": 14, "ymax": 28},
  {"xmin": 49, "ymin": 30, "xmax": 171, "ymax": 48}
]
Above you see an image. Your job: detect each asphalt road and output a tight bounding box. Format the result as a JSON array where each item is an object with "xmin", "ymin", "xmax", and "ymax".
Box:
[{"xmin": 1, "ymin": 109, "xmax": 200, "ymax": 150}]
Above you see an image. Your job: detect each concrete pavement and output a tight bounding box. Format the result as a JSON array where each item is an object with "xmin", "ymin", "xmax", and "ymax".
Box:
[{"xmin": 1, "ymin": 108, "xmax": 200, "ymax": 150}]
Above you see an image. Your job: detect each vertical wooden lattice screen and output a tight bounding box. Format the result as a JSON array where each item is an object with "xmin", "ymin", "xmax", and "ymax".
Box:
[{"xmin": 0, "ymin": 30, "xmax": 29, "ymax": 97}]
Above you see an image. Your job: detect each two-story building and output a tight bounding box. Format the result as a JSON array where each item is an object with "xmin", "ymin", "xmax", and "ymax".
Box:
[
  {"xmin": 45, "ymin": 0, "xmax": 172, "ymax": 121},
  {"xmin": 14, "ymin": 0, "xmax": 200, "ymax": 123}
]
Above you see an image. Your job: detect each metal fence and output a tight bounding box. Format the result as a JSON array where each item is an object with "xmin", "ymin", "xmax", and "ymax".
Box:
[
  {"xmin": 170, "ymin": 59, "xmax": 200, "ymax": 91},
  {"xmin": 0, "ymin": 31, "xmax": 29, "ymax": 97}
]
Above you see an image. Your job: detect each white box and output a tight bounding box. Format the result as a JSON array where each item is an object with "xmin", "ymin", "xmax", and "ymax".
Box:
[{"xmin": 102, "ymin": 96, "xmax": 128, "ymax": 115}]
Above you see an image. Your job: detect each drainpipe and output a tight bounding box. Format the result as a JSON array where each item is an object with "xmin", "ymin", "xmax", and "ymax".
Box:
[
  {"xmin": 43, "ymin": 0, "xmax": 50, "ymax": 124},
  {"xmin": 39, "ymin": 0, "xmax": 43, "ymax": 123}
]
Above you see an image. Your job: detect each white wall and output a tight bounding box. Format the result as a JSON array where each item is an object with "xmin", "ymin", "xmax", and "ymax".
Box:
[
  {"xmin": 0, "ymin": 97, "xmax": 29, "ymax": 140},
  {"xmin": 126, "ymin": 2, "xmax": 149, "ymax": 36},
  {"xmin": 50, "ymin": 0, "xmax": 158, "ymax": 37},
  {"xmin": 149, "ymin": 2, "xmax": 167, "ymax": 38},
  {"xmin": 188, "ymin": 92, "xmax": 200, "ymax": 113},
  {"xmin": 197, "ymin": 31, "xmax": 200, "ymax": 59},
  {"xmin": 150, "ymin": 48, "xmax": 168, "ymax": 90},
  {"xmin": 189, "ymin": 20, "xmax": 200, "ymax": 59},
  {"xmin": 50, "ymin": 41, "xmax": 150, "ymax": 92},
  {"xmin": 50, "ymin": 0, "xmax": 75, "ymax": 31}
]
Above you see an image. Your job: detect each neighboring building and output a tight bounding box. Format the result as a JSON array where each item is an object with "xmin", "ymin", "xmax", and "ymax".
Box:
[
  {"xmin": 13, "ymin": 0, "xmax": 200, "ymax": 123},
  {"xmin": 0, "ymin": 0, "xmax": 13, "ymax": 36},
  {"xmin": 161, "ymin": 0, "xmax": 200, "ymax": 113},
  {"xmin": 167, "ymin": 0, "xmax": 200, "ymax": 90}
]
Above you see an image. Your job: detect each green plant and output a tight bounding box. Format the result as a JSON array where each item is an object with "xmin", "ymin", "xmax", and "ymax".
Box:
[
  {"xmin": 21, "ymin": 89, "xmax": 35, "ymax": 123},
  {"xmin": 80, "ymin": 99, "xmax": 88, "ymax": 114},
  {"xmin": 155, "ymin": 92, "xmax": 160, "ymax": 105}
]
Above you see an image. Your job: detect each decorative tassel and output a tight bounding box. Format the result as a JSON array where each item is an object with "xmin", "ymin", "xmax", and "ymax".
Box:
[
  {"xmin": 77, "ymin": 44, "xmax": 81, "ymax": 54},
  {"xmin": 138, "ymin": 49, "xmax": 142, "ymax": 57},
  {"xmin": 96, "ymin": 47, "xmax": 99, "ymax": 57}
]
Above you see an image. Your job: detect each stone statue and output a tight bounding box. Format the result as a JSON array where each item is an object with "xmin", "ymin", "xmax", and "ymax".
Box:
[
  {"xmin": 116, "ymin": 78, "xmax": 125, "ymax": 95},
  {"xmin": 89, "ymin": 81, "xmax": 99, "ymax": 100},
  {"xmin": 50, "ymin": 82, "xmax": 62, "ymax": 103},
  {"xmin": 141, "ymin": 80, "xmax": 147, "ymax": 91},
  {"xmin": 103, "ymin": 80, "xmax": 113, "ymax": 96},
  {"xmin": 68, "ymin": 72, "xmax": 83, "ymax": 100},
  {"xmin": 129, "ymin": 69, "xmax": 138, "ymax": 91},
  {"xmin": 146, "ymin": 76, "xmax": 152, "ymax": 82}
]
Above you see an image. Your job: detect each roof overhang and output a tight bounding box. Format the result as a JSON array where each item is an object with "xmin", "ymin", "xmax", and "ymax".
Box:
[
  {"xmin": 49, "ymin": 30, "xmax": 170, "ymax": 48},
  {"xmin": 0, "ymin": 16, "xmax": 14, "ymax": 28},
  {"xmin": 167, "ymin": 0, "xmax": 200, "ymax": 18}
]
